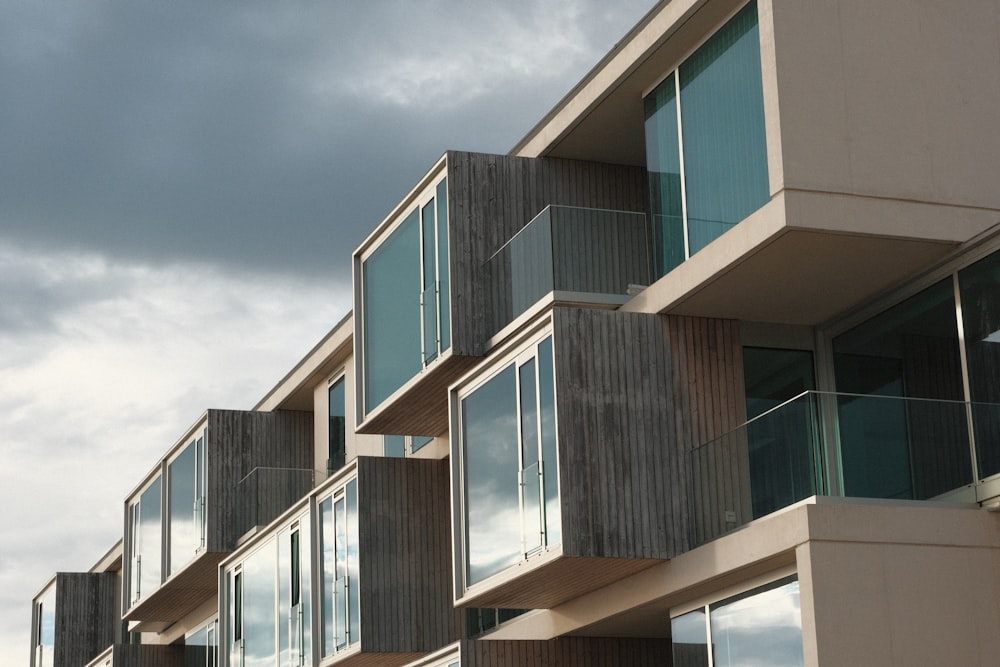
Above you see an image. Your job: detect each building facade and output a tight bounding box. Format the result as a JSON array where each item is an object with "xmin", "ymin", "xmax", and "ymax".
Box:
[{"xmin": 31, "ymin": 1, "xmax": 1000, "ymax": 666}]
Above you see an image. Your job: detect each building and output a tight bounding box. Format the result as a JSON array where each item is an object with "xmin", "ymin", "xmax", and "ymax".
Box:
[{"xmin": 30, "ymin": 0, "xmax": 1000, "ymax": 665}]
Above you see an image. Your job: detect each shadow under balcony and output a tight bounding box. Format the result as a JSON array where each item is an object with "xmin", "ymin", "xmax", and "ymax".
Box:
[{"xmin": 687, "ymin": 390, "xmax": 998, "ymax": 548}]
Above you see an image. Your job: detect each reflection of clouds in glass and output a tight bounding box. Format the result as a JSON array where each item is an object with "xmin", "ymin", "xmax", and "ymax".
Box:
[
  {"xmin": 710, "ymin": 580, "xmax": 803, "ymax": 667},
  {"xmin": 168, "ymin": 440, "xmax": 197, "ymax": 573},
  {"xmin": 138, "ymin": 477, "xmax": 162, "ymax": 596},
  {"xmin": 38, "ymin": 586, "xmax": 56, "ymax": 654},
  {"xmin": 242, "ymin": 541, "xmax": 277, "ymax": 667}
]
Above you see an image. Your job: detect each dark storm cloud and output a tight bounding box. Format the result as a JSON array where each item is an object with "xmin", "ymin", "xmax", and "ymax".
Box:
[{"xmin": 0, "ymin": 0, "xmax": 654, "ymax": 280}]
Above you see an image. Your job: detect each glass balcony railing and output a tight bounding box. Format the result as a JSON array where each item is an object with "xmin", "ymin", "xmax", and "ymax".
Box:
[
  {"xmin": 486, "ymin": 206, "xmax": 651, "ymax": 336},
  {"xmin": 235, "ymin": 467, "xmax": 324, "ymax": 537},
  {"xmin": 686, "ymin": 391, "xmax": 1000, "ymax": 548}
]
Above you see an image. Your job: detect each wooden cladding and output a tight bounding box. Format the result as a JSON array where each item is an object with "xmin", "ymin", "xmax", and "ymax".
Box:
[
  {"xmin": 48, "ymin": 573, "xmax": 116, "ymax": 667},
  {"xmin": 459, "ymin": 637, "xmax": 672, "ymax": 666},
  {"xmin": 354, "ymin": 457, "xmax": 463, "ymax": 660}
]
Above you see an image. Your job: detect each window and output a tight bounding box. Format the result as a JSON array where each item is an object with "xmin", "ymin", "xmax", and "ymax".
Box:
[
  {"xmin": 458, "ymin": 335, "xmax": 559, "ymax": 587},
  {"xmin": 361, "ymin": 176, "xmax": 450, "ymax": 416},
  {"xmin": 33, "ymin": 585, "xmax": 55, "ymax": 667},
  {"xmin": 671, "ymin": 576, "xmax": 804, "ymax": 667},
  {"xmin": 320, "ymin": 479, "xmax": 360, "ymax": 656},
  {"xmin": 644, "ymin": 0, "xmax": 769, "ymax": 278},
  {"xmin": 328, "ymin": 377, "xmax": 346, "ymax": 472},
  {"xmin": 128, "ymin": 476, "xmax": 162, "ymax": 606},
  {"xmin": 168, "ymin": 433, "xmax": 207, "ymax": 575},
  {"xmin": 383, "ymin": 434, "xmax": 435, "ymax": 457},
  {"xmin": 185, "ymin": 620, "xmax": 217, "ymax": 667},
  {"xmin": 226, "ymin": 516, "xmax": 311, "ymax": 667}
]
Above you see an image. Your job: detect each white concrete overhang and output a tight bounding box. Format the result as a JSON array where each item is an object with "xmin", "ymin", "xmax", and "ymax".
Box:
[{"xmin": 481, "ymin": 496, "xmax": 991, "ymax": 641}]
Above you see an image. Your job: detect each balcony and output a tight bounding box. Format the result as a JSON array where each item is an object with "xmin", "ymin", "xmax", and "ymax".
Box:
[
  {"xmin": 234, "ymin": 466, "xmax": 323, "ymax": 537},
  {"xmin": 485, "ymin": 206, "xmax": 651, "ymax": 337},
  {"xmin": 687, "ymin": 391, "xmax": 998, "ymax": 547}
]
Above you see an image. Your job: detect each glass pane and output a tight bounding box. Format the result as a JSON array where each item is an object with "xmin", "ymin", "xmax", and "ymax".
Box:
[
  {"xmin": 363, "ymin": 210, "xmax": 421, "ymax": 412},
  {"xmin": 834, "ymin": 278, "xmax": 970, "ymax": 498},
  {"xmin": 463, "ymin": 365, "xmax": 521, "ymax": 584},
  {"xmin": 334, "ymin": 497, "xmax": 347, "ymax": 649},
  {"xmin": 346, "ymin": 479, "xmax": 360, "ymax": 646},
  {"xmin": 383, "ymin": 435, "xmax": 406, "ymax": 458},
  {"xmin": 411, "ymin": 434, "xmax": 434, "ymax": 453},
  {"xmin": 243, "ymin": 542, "xmax": 277, "ymax": 667},
  {"xmin": 319, "ymin": 497, "xmax": 334, "ymax": 656},
  {"xmin": 743, "ymin": 348, "xmax": 818, "ymax": 517},
  {"xmin": 538, "ymin": 337, "xmax": 560, "ymax": 547},
  {"xmin": 169, "ymin": 440, "xmax": 197, "ymax": 574},
  {"xmin": 196, "ymin": 436, "xmax": 206, "ymax": 550},
  {"xmin": 710, "ymin": 577, "xmax": 803, "ymax": 667},
  {"xmin": 328, "ymin": 378, "xmax": 346, "ymax": 472},
  {"xmin": 185, "ymin": 624, "xmax": 211, "ymax": 667},
  {"xmin": 422, "ymin": 200, "xmax": 439, "ymax": 364},
  {"xmin": 519, "ymin": 360, "xmax": 542, "ymax": 554},
  {"xmin": 138, "ymin": 477, "xmax": 162, "ymax": 599},
  {"xmin": 37, "ymin": 587, "xmax": 56, "ymax": 667},
  {"xmin": 680, "ymin": 1, "xmax": 769, "ymax": 255},
  {"xmin": 671, "ymin": 608, "xmax": 709, "ymax": 667},
  {"xmin": 959, "ymin": 250, "xmax": 1000, "ymax": 478},
  {"xmin": 278, "ymin": 529, "xmax": 291, "ymax": 667},
  {"xmin": 437, "ymin": 178, "xmax": 451, "ymax": 352},
  {"xmin": 230, "ymin": 571, "xmax": 242, "ymax": 666},
  {"xmin": 644, "ymin": 72, "xmax": 685, "ymax": 277},
  {"xmin": 299, "ymin": 517, "xmax": 312, "ymax": 667}
]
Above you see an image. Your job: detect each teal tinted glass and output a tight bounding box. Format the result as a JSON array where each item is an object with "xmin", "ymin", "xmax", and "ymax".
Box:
[
  {"xmin": 363, "ymin": 210, "xmax": 421, "ymax": 411},
  {"xmin": 463, "ymin": 365, "xmax": 520, "ymax": 584},
  {"xmin": 644, "ymin": 73, "xmax": 685, "ymax": 277},
  {"xmin": 680, "ymin": 1, "xmax": 768, "ymax": 255},
  {"xmin": 959, "ymin": 250, "xmax": 1000, "ymax": 478},
  {"xmin": 328, "ymin": 378, "xmax": 346, "ymax": 471},
  {"xmin": 169, "ymin": 440, "xmax": 197, "ymax": 574},
  {"xmin": 743, "ymin": 348, "xmax": 818, "ymax": 517},
  {"xmin": 422, "ymin": 199, "xmax": 439, "ymax": 363},
  {"xmin": 437, "ymin": 178, "xmax": 451, "ymax": 351},
  {"xmin": 383, "ymin": 434, "xmax": 406, "ymax": 458},
  {"xmin": 834, "ymin": 278, "xmax": 970, "ymax": 499}
]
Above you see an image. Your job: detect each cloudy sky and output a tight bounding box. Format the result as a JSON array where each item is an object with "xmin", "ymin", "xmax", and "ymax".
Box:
[{"xmin": 0, "ymin": 0, "xmax": 655, "ymax": 661}]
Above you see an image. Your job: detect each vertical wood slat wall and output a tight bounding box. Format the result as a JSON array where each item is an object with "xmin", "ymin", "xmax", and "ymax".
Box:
[
  {"xmin": 110, "ymin": 644, "xmax": 185, "ymax": 667},
  {"xmin": 552, "ymin": 308, "xmax": 745, "ymax": 560},
  {"xmin": 461, "ymin": 636, "xmax": 672, "ymax": 666},
  {"xmin": 52, "ymin": 573, "xmax": 116, "ymax": 667},
  {"xmin": 356, "ymin": 457, "xmax": 463, "ymax": 656},
  {"xmin": 447, "ymin": 151, "xmax": 649, "ymax": 357},
  {"xmin": 207, "ymin": 409, "xmax": 314, "ymax": 550}
]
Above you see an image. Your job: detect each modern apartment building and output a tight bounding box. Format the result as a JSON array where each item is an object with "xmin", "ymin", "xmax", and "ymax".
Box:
[{"xmin": 31, "ymin": 0, "xmax": 1000, "ymax": 665}]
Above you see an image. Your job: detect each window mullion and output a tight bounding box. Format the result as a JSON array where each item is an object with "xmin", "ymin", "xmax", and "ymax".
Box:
[{"xmin": 674, "ymin": 69, "xmax": 691, "ymax": 261}]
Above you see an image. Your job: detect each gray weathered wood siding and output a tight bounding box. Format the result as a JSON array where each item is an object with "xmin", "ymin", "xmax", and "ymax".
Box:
[
  {"xmin": 52, "ymin": 573, "xmax": 116, "ymax": 667},
  {"xmin": 460, "ymin": 637, "xmax": 672, "ymax": 666},
  {"xmin": 355, "ymin": 457, "xmax": 463, "ymax": 659},
  {"xmin": 109, "ymin": 644, "xmax": 184, "ymax": 667},
  {"xmin": 661, "ymin": 315, "xmax": 748, "ymax": 550},
  {"xmin": 447, "ymin": 151, "xmax": 649, "ymax": 357}
]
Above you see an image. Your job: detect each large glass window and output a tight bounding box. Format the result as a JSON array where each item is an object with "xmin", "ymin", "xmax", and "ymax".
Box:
[
  {"xmin": 671, "ymin": 576, "xmax": 804, "ymax": 667},
  {"xmin": 743, "ymin": 348, "xmax": 817, "ymax": 517},
  {"xmin": 169, "ymin": 434, "xmax": 206, "ymax": 575},
  {"xmin": 460, "ymin": 335, "xmax": 560, "ymax": 587},
  {"xmin": 958, "ymin": 251, "xmax": 1000, "ymax": 478},
  {"xmin": 833, "ymin": 278, "xmax": 971, "ymax": 499},
  {"xmin": 644, "ymin": 1, "xmax": 769, "ymax": 277},
  {"xmin": 320, "ymin": 479, "xmax": 360, "ymax": 656},
  {"xmin": 328, "ymin": 377, "xmax": 346, "ymax": 473},
  {"xmin": 226, "ymin": 516, "xmax": 311, "ymax": 667},
  {"xmin": 361, "ymin": 176, "xmax": 450, "ymax": 415},
  {"xmin": 33, "ymin": 585, "xmax": 55, "ymax": 667},
  {"xmin": 128, "ymin": 476, "xmax": 162, "ymax": 606}
]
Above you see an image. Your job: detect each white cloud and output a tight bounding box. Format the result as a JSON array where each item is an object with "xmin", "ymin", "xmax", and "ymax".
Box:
[{"xmin": 0, "ymin": 242, "xmax": 349, "ymax": 662}]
